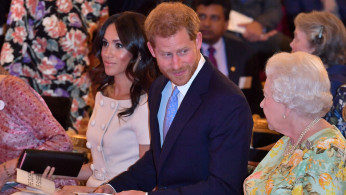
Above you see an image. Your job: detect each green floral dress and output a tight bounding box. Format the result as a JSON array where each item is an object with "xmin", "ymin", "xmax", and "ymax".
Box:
[
  {"xmin": 244, "ymin": 126, "xmax": 346, "ymax": 195},
  {"xmin": 0, "ymin": 0, "xmax": 108, "ymax": 129}
]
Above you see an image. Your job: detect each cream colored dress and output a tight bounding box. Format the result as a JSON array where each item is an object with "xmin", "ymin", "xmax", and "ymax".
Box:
[{"xmin": 86, "ymin": 92, "xmax": 150, "ymax": 187}]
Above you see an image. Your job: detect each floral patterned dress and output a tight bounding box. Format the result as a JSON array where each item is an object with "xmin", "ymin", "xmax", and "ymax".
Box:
[
  {"xmin": 0, "ymin": 0, "xmax": 108, "ymax": 129},
  {"xmin": 325, "ymin": 84, "xmax": 346, "ymax": 138},
  {"xmin": 244, "ymin": 126, "xmax": 346, "ymax": 195}
]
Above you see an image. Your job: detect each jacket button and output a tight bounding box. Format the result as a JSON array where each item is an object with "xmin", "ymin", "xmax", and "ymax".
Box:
[
  {"xmin": 91, "ymin": 120, "xmax": 96, "ymax": 127},
  {"xmin": 86, "ymin": 142, "xmax": 92, "ymax": 149},
  {"xmin": 97, "ymin": 145, "xmax": 102, "ymax": 152}
]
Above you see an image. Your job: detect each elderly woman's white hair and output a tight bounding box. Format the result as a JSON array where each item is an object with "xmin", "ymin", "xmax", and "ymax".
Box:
[{"xmin": 265, "ymin": 52, "xmax": 332, "ymax": 118}]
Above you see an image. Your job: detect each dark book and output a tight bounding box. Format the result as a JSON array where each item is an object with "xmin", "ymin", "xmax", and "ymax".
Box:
[{"xmin": 18, "ymin": 149, "xmax": 88, "ymax": 177}]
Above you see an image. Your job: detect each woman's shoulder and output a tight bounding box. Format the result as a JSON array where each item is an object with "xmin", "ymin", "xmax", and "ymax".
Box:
[
  {"xmin": 0, "ymin": 75, "xmax": 27, "ymax": 86},
  {"xmin": 0, "ymin": 75, "xmax": 29, "ymax": 93},
  {"xmin": 309, "ymin": 126, "xmax": 346, "ymax": 153}
]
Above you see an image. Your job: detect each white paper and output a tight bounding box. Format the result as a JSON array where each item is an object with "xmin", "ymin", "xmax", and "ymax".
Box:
[
  {"xmin": 228, "ymin": 10, "xmax": 253, "ymax": 34},
  {"xmin": 238, "ymin": 76, "xmax": 252, "ymax": 89},
  {"xmin": 12, "ymin": 187, "xmax": 47, "ymax": 194},
  {"xmin": 16, "ymin": 169, "xmax": 55, "ymax": 194}
]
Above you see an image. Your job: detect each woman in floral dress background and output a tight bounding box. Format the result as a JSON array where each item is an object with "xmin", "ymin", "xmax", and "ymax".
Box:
[{"xmin": 0, "ymin": 0, "xmax": 108, "ymax": 130}]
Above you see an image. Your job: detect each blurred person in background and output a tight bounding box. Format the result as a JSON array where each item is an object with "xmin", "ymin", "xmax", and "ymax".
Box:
[
  {"xmin": 193, "ymin": 0, "xmax": 264, "ymax": 117},
  {"xmin": 290, "ymin": 11, "xmax": 346, "ymax": 137},
  {"xmin": 284, "ymin": 0, "xmax": 346, "ymax": 37}
]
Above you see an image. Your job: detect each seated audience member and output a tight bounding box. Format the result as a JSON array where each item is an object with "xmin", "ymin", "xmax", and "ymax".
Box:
[
  {"xmin": 284, "ymin": 0, "xmax": 346, "ymax": 36},
  {"xmin": 244, "ymin": 52, "xmax": 346, "ymax": 194},
  {"xmin": 229, "ymin": 0, "xmax": 292, "ymax": 70},
  {"xmin": 290, "ymin": 11, "xmax": 346, "ymax": 97},
  {"xmin": 325, "ymin": 84, "xmax": 346, "ymax": 137},
  {"xmin": 0, "ymin": 67, "xmax": 74, "ymax": 194},
  {"xmin": 95, "ymin": 2, "xmax": 253, "ymax": 194},
  {"xmin": 193, "ymin": 0, "xmax": 264, "ymax": 116},
  {"xmin": 290, "ymin": 11, "xmax": 346, "ymax": 131},
  {"xmin": 58, "ymin": 11, "xmax": 158, "ymax": 192}
]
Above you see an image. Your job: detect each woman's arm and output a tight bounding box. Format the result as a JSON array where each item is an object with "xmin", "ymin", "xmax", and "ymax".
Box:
[
  {"xmin": 139, "ymin": 145, "xmax": 150, "ymax": 158},
  {"xmin": 0, "ymin": 158, "xmax": 18, "ymax": 189}
]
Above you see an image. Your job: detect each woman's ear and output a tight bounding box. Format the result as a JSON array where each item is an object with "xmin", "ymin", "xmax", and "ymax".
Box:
[{"xmin": 284, "ymin": 107, "xmax": 292, "ymax": 119}]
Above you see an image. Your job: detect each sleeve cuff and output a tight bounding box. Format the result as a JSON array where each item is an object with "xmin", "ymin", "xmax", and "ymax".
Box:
[{"xmin": 105, "ymin": 183, "xmax": 116, "ymax": 193}]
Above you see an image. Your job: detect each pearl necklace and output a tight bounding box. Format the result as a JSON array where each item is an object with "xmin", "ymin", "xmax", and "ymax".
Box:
[{"xmin": 284, "ymin": 118, "xmax": 321, "ymax": 157}]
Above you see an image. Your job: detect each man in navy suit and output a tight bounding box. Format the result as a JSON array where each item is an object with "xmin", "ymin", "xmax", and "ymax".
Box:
[
  {"xmin": 193, "ymin": 0, "xmax": 264, "ymax": 117},
  {"xmin": 96, "ymin": 2, "xmax": 253, "ymax": 194}
]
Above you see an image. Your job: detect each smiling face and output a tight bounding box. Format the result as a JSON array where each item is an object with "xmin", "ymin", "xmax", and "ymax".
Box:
[
  {"xmin": 196, "ymin": 4, "xmax": 228, "ymax": 45},
  {"xmin": 101, "ymin": 24, "xmax": 133, "ymax": 78},
  {"xmin": 290, "ymin": 28, "xmax": 315, "ymax": 53},
  {"xmin": 147, "ymin": 28, "xmax": 202, "ymax": 86}
]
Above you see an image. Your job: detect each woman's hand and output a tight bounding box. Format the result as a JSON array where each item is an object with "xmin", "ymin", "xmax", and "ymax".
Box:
[
  {"xmin": 30, "ymin": 166, "xmax": 55, "ymax": 181},
  {"xmin": 0, "ymin": 170, "xmax": 7, "ymax": 189},
  {"xmin": 94, "ymin": 184, "xmax": 116, "ymax": 193},
  {"xmin": 42, "ymin": 166, "xmax": 55, "ymax": 180},
  {"xmin": 0, "ymin": 158, "xmax": 18, "ymax": 188}
]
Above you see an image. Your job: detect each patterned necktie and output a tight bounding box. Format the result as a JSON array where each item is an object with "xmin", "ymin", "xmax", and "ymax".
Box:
[
  {"xmin": 208, "ymin": 46, "xmax": 218, "ymax": 68},
  {"xmin": 163, "ymin": 86, "xmax": 179, "ymax": 141}
]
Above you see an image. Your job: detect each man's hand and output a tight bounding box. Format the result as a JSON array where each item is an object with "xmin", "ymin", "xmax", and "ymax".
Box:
[
  {"xmin": 94, "ymin": 184, "xmax": 116, "ymax": 193},
  {"xmin": 238, "ymin": 21, "xmax": 263, "ymax": 42},
  {"xmin": 118, "ymin": 190, "xmax": 146, "ymax": 195},
  {"xmin": 321, "ymin": 0, "xmax": 338, "ymax": 13},
  {"xmin": 238, "ymin": 21, "xmax": 277, "ymax": 42}
]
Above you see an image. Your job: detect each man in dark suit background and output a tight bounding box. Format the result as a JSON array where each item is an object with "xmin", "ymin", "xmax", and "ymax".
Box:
[
  {"xmin": 96, "ymin": 2, "xmax": 253, "ymax": 194},
  {"xmin": 193, "ymin": 0, "xmax": 264, "ymax": 116}
]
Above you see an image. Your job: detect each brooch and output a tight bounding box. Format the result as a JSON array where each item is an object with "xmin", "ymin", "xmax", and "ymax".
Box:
[{"xmin": 0, "ymin": 100, "xmax": 5, "ymax": 110}]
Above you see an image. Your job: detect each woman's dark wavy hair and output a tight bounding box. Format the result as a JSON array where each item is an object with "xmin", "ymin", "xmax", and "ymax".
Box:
[{"xmin": 90, "ymin": 11, "xmax": 159, "ymax": 118}]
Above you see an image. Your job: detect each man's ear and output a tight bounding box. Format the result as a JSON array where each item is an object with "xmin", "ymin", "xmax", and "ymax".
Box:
[
  {"xmin": 147, "ymin": 42, "xmax": 156, "ymax": 58},
  {"xmin": 196, "ymin": 32, "xmax": 202, "ymax": 50}
]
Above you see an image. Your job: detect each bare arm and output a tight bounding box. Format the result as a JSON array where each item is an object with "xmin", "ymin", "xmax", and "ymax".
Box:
[
  {"xmin": 0, "ymin": 158, "xmax": 18, "ymax": 189},
  {"xmin": 139, "ymin": 145, "xmax": 150, "ymax": 158},
  {"xmin": 53, "ymin": 162, "xmax": 92, "ymax": 180}
]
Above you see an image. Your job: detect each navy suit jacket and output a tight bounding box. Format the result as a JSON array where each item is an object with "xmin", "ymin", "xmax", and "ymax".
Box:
[
  {"xmin": 108, "ymin": 60, "xmax": 253, "ymax": 194},
  {"xmin": 223, "ymin": 34, "xmax": 264, "ymax": 116}
]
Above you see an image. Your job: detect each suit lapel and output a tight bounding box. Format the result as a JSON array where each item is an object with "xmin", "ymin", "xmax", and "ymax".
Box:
[
  {"xmin": 158, "ymin": 61, "xmax": 213, "ymax": 172},
  {"xmin": 151, "ymin": 77, "xmax": 169, "ymax": 160},
  {"xmin": 224, "ymin": 36, "xmax": 241, "ymax": 85}
]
